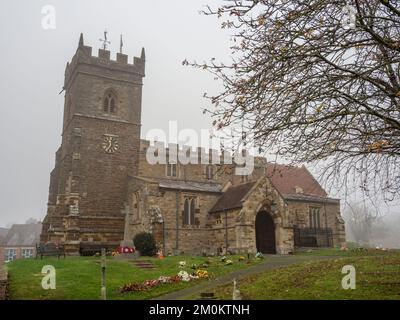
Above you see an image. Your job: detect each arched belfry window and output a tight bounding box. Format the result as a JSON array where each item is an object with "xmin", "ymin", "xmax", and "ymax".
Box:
[{"xmin": 103, "ymin": 91, "xmax": 117, "ymax": 114}]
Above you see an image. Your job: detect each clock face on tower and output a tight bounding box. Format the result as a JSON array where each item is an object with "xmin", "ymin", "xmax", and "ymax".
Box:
[{"xmin": 102, "ymin": 134, "xmax": 119, "ymax": 154}]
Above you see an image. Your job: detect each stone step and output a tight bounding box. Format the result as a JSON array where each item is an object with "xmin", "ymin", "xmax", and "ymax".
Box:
[{"xmin": 114, "ymin": 253, "xmax": 137, "ymax": 261}]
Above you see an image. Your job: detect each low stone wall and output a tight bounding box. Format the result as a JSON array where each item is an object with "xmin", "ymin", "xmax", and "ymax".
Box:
[{"xmin": 0, "ymin": 264, "xmax": 8, "ymax": 300}]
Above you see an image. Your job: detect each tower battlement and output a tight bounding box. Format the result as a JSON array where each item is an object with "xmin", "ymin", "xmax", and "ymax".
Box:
[{"xmin": 64, "ymin": 33, "xmax": 145, "ymax": 88}]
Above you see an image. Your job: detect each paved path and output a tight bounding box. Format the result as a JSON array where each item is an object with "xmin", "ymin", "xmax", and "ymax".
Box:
[{"xmin": 153, "ymin": 255, "xmax": 340, "ymax": 300}]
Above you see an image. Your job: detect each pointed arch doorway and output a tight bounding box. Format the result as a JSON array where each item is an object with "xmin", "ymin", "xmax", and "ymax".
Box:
[{"xmin": 255, "ymin": 211, "xmax": 276, "ymax": 254}]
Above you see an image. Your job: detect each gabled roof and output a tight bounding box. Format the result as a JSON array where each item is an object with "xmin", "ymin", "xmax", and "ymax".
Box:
[
  {"xmin": 266, "ymin": 164, "xmax": 327, "ymax": 197},
  {"xmin": 209, "ymin": 163, "xmax": 336, "ymax": 213},
  {"xmin": 2, "ymin": 223, "xmax": 42, "ymax": 247},
  {"xmin": 209, "ymin": 181, "xmax": 257, "ymax": 213},
  {"xmin": 0, "ymin": 227, "xmax": 8, "ymax": 245}
]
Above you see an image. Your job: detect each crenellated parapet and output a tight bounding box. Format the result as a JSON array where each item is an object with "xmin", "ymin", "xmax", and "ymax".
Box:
[{"xmin": 64, "ymin": 33, "xmax": 145, "ymax": 88}]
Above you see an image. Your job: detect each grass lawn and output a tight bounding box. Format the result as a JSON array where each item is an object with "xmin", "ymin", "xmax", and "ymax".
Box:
[
  {"xmin": 293, "ymin": 246, "xmax": 393, "ymax": 257},
  {"xmin": 6, "ymin": 255, "xmax": 259, "ymax": 300},
  {"xmin": 211, "ymin": 249, "xmax": 400, "ymax": 300}
]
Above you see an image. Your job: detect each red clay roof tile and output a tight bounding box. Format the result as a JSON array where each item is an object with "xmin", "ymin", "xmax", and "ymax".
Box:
[{"xmin": 266, "ymin": 164, "xmax": 327, "ymax": 197}]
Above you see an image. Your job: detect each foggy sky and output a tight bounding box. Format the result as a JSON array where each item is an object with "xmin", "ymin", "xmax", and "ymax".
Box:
[{"xmin": 0, "ymin": 0, "xmax": 398, "ymax": 228}]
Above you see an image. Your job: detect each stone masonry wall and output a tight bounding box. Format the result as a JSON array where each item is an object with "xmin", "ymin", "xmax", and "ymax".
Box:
[
  {"xmin": 125, "ymin": 177, "xmax": 222, "ymax": 254},
  {"xmin": 288, "ymin": 200, "xmax": 346, "ymax": 247},
  {"xmin": 41, "ymin": 37, "xmax": 145, "ymax": 252},
  {"xmin": 124, "ymin": 176, "xmax": 345, "ymax": 255},
  {"xmin": 0, "ymin": 264, "xmax": 8, "ymax": 300},
  {"xmin": 138, "ymin": 140, "xmax": 267, "ymax": 186}
]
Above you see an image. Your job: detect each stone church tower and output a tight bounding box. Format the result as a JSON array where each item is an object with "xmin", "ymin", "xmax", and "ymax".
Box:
[{"xmin": 41, "ymin": 34, "xmax": 145, "ymax": 253}]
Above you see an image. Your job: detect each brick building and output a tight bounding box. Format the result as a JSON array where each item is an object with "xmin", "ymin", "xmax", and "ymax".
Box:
[
  {"xmin": 0, "ymin": 223, "xmax": 41, "ymax": 263},
  {"xmin": 40, "ymin": 34, "xmax": 345, "ymax": 255},
  {"xmin": 0, "ymin": 228, "xmax": 8, "ymax": 264}
]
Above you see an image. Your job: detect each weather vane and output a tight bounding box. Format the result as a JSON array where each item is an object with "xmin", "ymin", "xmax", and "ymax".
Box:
[{"xmin": 99, "ymin": 30, "xmax": 111, "ymax": 50}]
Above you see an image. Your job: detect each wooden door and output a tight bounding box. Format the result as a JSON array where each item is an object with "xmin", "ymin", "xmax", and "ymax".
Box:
[{"xmin": 255, "ymin": 211, "xmax": 276, "ymax": 254}]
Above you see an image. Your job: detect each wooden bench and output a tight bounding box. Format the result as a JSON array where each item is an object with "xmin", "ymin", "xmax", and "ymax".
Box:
[{"xmin": 36, "ymin": 243, "xmax": 66, "ymax": 259}]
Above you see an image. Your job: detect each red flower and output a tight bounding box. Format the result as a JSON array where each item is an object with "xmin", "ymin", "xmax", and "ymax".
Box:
[{"xmin": 117, "ymin": 246, "xmax": 135, "ymax": 254}]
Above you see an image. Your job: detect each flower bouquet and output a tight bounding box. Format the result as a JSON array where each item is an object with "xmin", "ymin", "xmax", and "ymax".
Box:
[
  {"xmin": 178, "ymin": 270, "xmax": 191, "ymax": 282},
  {"xmin": 120, "ymin": 283, "xmax": 146, "ymax": 293},
  {"xmin": 117, "ymin": 246, "xmax": 135, "ymax": 254},
  {"xmin": 179, "ymin": 261, "xmax": 187, "ymax": 268},
  {"xmin": 195, "ymin": 269, "xmax": 209, "ymax": 279},
  {"xmin": 143, "ymin": 279, "xmax": 160, "ymax": 288},
  {"xmin": 158, "ymin": 276, "xmax": 172, "ymax": 284}
]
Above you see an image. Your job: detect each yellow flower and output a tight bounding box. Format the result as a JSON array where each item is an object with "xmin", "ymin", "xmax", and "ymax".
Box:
[{"xmin": 196, "ymin": 269, "xmax": 209, "ymax": 278}]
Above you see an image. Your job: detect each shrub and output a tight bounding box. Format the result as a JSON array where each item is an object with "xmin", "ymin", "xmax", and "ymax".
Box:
[{"xmin": 133, "ymin": 232, "xmax": 157, "ymax": 256}]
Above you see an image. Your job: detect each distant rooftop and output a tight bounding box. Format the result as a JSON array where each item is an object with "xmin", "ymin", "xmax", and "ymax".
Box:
[
  {"xmin": 2, "ymin": 223, "xmax": 42, "ymax": 247},
  {"xmin": 0, "ymin": 227, "xmax": 9, "ymax": 245}
]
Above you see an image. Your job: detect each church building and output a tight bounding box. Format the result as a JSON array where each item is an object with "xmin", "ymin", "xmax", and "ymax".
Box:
[{"xmin": 40, "ymin": 34, "xmax": 346, "ymax": 255}]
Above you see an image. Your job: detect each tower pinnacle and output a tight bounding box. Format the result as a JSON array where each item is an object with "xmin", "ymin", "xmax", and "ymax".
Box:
[{"xmin": 78, "ymin": 33, "xmax": 84, "ymax": 47}]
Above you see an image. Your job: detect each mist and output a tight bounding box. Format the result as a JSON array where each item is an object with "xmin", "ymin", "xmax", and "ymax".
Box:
[{"xmin": 0, "ymin": 1, "xmax": 399, "ymax": 247}]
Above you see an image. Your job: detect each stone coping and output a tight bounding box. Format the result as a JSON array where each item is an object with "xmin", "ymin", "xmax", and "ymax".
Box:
[
  {"xmin": 0, "ymin": 264, "xmax": 8, "ymax": 300},
  {"xmin": 0, "ymin": 264, "xmax": 7, "ymax": 281}
]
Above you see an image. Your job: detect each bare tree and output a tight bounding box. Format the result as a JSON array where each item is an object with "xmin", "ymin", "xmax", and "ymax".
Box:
[
  {"xmin": 186, "ymin": 0, "xmax": 400, "ymax": 199},
  {"xmin": 343, "ymin": 202, "xmax": 380, "ymax": 245}
]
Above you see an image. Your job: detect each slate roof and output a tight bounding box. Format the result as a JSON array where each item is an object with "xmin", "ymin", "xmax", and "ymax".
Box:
[
  {"xmin": 266, "ymin": 164, "xmax": 327, "ymax": 197},
  {"xmin": 129, "ymin": 176, "xmax": 223, "ymax": 193},
  {"xmin": 209, "ymin": 181, "xmax": 257, "ymax": 213},
  {"xmin": 2, "ymin": 223, "xmax": 42, "ymax": 247},
  {"xmin": 158, "ymin": 179, "xmax": 222, "ymax": 193}
]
